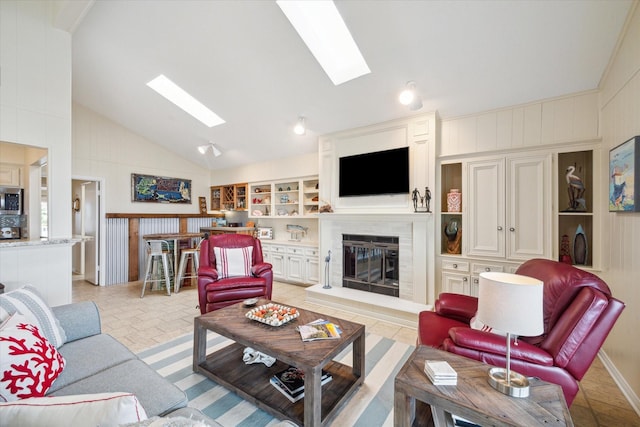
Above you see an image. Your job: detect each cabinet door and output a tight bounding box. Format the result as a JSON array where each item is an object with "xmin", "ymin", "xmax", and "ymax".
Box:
[
  {"xmin": 286, "ymin": 252, "xmax": 305, "ymax": 282},
  {"xmin": 270, "ymin": 245, "xmax": 286, "ymax": 279},
  {"xmin": 467, "ymin": 158, "xmax": 505, "ymax": 258},
  {"xmin": 507, "ymin": 154, "xmax": 551, "ymax": 260},
  {"xmin": 441, "ymin": 272, "xmax": 470, "ymax": 295},
  {"xmin": 305, "ymin": 248, "xmax": 319, "ymax": 284},
  {"xmin": 0, "ymin": 164, "xmax": 21, "ymax": 186}
]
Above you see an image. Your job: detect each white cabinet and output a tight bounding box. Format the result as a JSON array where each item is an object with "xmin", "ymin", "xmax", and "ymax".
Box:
[
  {"xmin": 441, "ymin": 258, "xmax": 470, "ymax": 295},
  {"xmin": 285, "ymin": 247, "xmax": 305, "ymax": 282},
  {"xmin": 249, "ymin": 176, "xmax": 318, "ymax": 218},
  {"xmin": 261, "ymin": 242, "xmax": 318, "ymax": 284},
  {"xmin": 0, "ymin": 164, "xmax": 21, "ymax": 187},
  {"xmin": 467, "ymin": 153, "xmax": 551, "ymax": 261},
  {"xmin": 304, "ymin": 248, "xmax": 320, "ymax": 284},
  {"xmin": 467, "ymin": 158, "xmax": 505, "ymax": 258},
  {"xmin": 263, "ymin": 243, "xmax": 286, "ymax": 279}
]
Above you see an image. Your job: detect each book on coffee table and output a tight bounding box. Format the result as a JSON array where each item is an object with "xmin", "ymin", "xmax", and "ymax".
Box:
[{"xmin": 270, "ymin": 367, "xmax": 332, "ymax": 403}]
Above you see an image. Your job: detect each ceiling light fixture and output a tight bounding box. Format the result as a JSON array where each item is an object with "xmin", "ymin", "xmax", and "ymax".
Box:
[
  {"xmin": 294, "ymin": 117, "xmax": 306, "ymax": 135},
  {"xmin": 399, "ymin": 81, "xmax": 423, "ymax": 111},
  {"xmin": 147, "ymin": 74, "xmax": 225, "ymax": 128},
  {"xmin": 277, "ymin": 0, "xmax": 370, "ymax": 86},
  {"xmin": 197, "ymin": 143, "xmax": 222, "ymax": 157}
]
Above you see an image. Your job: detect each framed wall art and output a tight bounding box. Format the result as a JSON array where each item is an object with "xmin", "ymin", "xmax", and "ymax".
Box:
[
  {"xmin": 609, "ymin": 136, "xmax": 640, "ymax": 212},
  {"xmin": 132, "ymin": 173, "xmax": 192, "ymax": 203},
  {"xmin": 257, "ymin": 227, "xmax": 273, "ymax": 240}
]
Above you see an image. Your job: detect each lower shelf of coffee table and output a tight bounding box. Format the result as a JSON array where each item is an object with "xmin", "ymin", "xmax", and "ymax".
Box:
[{"xmin": 195, "ymin": 342, "xmax": 362, "ymax": 425}]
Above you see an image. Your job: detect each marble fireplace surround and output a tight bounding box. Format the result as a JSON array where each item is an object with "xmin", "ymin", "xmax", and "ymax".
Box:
[{"xmin": 307, "ymin": 213, "xmax": 434, "ymax": 327}]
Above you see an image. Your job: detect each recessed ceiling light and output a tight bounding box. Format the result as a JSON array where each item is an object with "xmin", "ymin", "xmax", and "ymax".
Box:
[
  {"xmin": 277, "ymin": 0, "xmax": 370, "ymax": 86},
  {"xmin": 147, "ymin": 74, "xmax": 225, "ymax": 127}
]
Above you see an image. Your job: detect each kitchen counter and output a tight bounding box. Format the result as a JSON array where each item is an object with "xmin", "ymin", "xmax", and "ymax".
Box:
[{"xmin": 0, "ymin": 236, "xmax": 86, "ymax": 248}]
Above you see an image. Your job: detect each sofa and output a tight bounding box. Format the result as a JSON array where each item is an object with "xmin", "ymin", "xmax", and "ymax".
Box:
[
  {"xmin": 0, "ymin": 283, "xmax": 223, "ymax": 425},
  {"xmin": 0, "ymin": 286, "xmax": 298, "ymax": 426},
  {"xmin": 417, "ymin": 258, "xmax": 625, "ymax": 406}
]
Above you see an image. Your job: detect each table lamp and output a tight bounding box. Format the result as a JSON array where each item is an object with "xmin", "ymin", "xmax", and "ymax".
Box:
[{"xmin": 476, "ymin": 272, "xmax": 544, "ymax": 398}]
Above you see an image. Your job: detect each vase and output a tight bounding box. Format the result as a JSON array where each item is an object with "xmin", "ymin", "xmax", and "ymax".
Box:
[
  {"xmin": 573, "ymin": 224, "xmax": 588, "ymax": 265},
  {"xmin": 447, "ymin": 189, "xmax": 461, "ymax": 212}
]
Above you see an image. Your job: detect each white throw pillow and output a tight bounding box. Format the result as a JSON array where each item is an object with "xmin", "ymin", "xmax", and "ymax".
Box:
[
  {"xmin": 0, "ymin": 284, "xmax": 67, "ymax": 348},
  {"xmin": 0, "ymin": 392, "xmax": 147, "ymax": 426},
  {"xmin": 0, "ymin": 313, "xmax": 65, "ymax": 402},
  {"xmin": 470, "ymin": 316, "xmax": 506, "ymax": 336},
  {"xmin": 214, "ymin": 246, "xmax": 253, "ymax": 278}
]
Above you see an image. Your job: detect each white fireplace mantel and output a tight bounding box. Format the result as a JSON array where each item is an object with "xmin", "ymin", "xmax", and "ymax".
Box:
[{"xmin": 318, "ymin": 212, "xmax": 435, "ymax": 304}]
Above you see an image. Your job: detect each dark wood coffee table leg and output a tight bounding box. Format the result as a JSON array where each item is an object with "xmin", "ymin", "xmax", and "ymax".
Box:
[
  {"xmin": 193, "ymin": 317, "xmax": 207, "ymax": 371},
  {"xmin": 353, "ymin": 332, "xmax": 365, "ymax": 377},
  {"xmin": 303, "ymin": 364, "xmax": 323, "ymax": 427},
  {"xmin": 394, "ymin": 381, "xmax": 414, "ymax": 427}
]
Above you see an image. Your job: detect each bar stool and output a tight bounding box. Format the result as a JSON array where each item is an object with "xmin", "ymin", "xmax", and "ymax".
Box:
[
  {"xmin": 141, "ymin": 240, "xmax": 173, "ymax": 297},
  {"xmin": 175, "ymin": 237, "xmax": 203, "ymax": 293}
]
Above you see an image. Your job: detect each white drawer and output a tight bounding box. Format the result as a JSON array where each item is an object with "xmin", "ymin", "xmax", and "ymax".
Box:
[
  {"xmin": 441, "ymin": 259, "xmax": 470, "ymax": 272},
  {"xmin": 270, "ymin": 245, "xmax": 286, "ymax": 253},
  {"xmin": 471, "ymin": 263, "xmax": 504, "ymax": 274},
  {"xmin": 304, "ymin": 248, "xmax": 318, "ymax": 257},
  {"xmin": 286, "ymin": 247, "xmax": 304, "ymax": 255}
]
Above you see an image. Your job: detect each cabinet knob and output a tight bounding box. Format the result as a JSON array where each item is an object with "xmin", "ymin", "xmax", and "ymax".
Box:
[
  {"xmin": 510, "ymin": 227, "xmax": 515, "ymax": 232},
  {"xmin": 452, "ymin": 263, "xmax": 458, "ymax": 269},
  {"xmin": 473, "ymin": 278, "xmax": 479, "ymax": 284},
  {"xmin": 497, "ymin": 226, "xmax": 503, "ymax": 231},
  {"xmin": 463, "ymin": 277, "xmax": 468, "ymax": 282},
  {"xmin": 485, "ymin": 267, "xmax": 490, "ymax": 272}
]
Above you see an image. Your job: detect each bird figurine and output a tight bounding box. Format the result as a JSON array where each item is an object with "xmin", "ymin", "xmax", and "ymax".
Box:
[{"xmin": 566, "ymin": 166, "xmax": 586, "ymax": 211}]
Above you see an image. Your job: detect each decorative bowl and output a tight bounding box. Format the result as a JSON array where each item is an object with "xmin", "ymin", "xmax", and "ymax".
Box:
[{"xmin": 246, "ymin": 303, "xmax": 300, "ymax": 327}]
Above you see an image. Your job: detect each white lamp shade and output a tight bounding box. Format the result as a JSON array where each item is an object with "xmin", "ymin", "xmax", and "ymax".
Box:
[{"xmin": 476, "ymin": 272, "xmax": 544, "ymax": 337}]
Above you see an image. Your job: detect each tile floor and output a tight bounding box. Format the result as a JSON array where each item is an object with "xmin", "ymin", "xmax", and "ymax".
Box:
[{"xmin": 72, "ymin": 279, "xmax": 640, "ymax": 426}]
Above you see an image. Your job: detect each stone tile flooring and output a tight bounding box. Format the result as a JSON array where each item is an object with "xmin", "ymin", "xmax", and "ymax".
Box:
[{"xmin": 72, "ymin": 279, "xmax": 639, "ymax": 426}]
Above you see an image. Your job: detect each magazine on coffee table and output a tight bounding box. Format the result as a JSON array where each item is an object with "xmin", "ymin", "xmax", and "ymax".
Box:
[{"xmin": 297, "ymin": 319, "xmax": 342, "ymax": 341}]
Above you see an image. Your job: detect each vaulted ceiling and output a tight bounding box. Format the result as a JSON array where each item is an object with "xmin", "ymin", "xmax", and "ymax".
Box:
[{"xmin": 71, "ymin": 0, "xmax": 633, "ymax": 170}]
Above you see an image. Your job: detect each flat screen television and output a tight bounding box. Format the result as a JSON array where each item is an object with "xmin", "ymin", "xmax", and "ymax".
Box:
[{"xmin": 339, "ymin": 147, "xmax": 410, "ymax": 197}]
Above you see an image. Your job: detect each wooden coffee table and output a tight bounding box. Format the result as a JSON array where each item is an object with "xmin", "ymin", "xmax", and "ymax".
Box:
[
  {"xmin": 193, "ymin": 299, "xmax": 365, "ymax": 427},
  {"xmin": 394, "ymin": 346, "xmax": 574, "ymax": 427}
]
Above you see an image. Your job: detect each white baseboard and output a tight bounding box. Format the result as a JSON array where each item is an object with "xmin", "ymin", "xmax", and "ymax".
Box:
[{"xmin": 598, "ymin": 349, "xmax": 640, "ymax": 417}]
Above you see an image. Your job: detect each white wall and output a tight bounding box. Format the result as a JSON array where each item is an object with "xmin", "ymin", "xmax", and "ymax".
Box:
[
  {"xmin": 0, "ymin": 0, "xmax": 74, "ymax": 305},
  {"xmin": 72, "ymin": 103, "xmax": 212, "ymax": 213},
  {"xmin": 0, "ymin": 0, "xmax": 72, "ymax": 238},
  {"xmin": 210, "ymin": 151, "xmax": 319, "ymax": 186},
  {"xmin": 599, "ymin": 2, "xmax": 640, "ymax": 412}
]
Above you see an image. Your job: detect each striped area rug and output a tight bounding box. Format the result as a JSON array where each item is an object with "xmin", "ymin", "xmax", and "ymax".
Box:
[{"xmin": 137, "ymin": 331, "xmax": 415, "ymax": 427}]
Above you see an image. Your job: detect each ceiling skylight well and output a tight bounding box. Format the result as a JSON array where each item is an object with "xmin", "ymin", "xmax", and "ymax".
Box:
[
  {"xmin": 277, "ymin": 0, "xmax": 370, "ymax": 86},
  {"xmin": 146, "ymin": 74, "xmax": 225, "ymax": 127}
]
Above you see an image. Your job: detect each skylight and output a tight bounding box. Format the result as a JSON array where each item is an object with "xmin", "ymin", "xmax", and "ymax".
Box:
[
  {"xmin": 146, "ymin": 74, "xmax": 225, "ymax": 127},
  {"xmin": 277, "ymin": 0, "xmax": 370, "ymax": 86}
]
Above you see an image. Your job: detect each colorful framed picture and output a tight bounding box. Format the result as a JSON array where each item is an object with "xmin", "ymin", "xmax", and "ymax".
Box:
[
  {"xmin": 257, "ymin": 227, "xmax": 273, "ymax": 240},
  {"xmin": 132, "ymin": 173, "xmax": 192, "ymax": 203},
  {"xmin": 609, "ymin": 136, "xmax": 640, "ymax": 212}
]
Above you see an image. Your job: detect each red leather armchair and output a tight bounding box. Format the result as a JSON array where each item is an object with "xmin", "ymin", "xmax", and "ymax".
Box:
[
  {"xmin": 418, "ymin": 258, "xmax": 625, "ymax": 406},
  {"xmin": 197, "ymin": 234, "xmax": 273, "ymax": 314}
]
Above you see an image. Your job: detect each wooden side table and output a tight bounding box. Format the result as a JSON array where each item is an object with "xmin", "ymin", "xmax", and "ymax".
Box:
[{"xmin": 394, "ymin": 346, "xmax": 573, "ymax": 427}]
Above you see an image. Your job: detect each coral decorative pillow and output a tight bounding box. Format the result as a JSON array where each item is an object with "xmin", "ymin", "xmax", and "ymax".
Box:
[
  {"xmin": 0, "ymin": 313, "xmax": 65, "ymax": 402},
  {"xmin": 0, "ymin": 285, "xmax": 67, "ymax": 348},
  {"xmin": 214, "ymin": 246, "xmax": 253, "ymax": 278}
]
